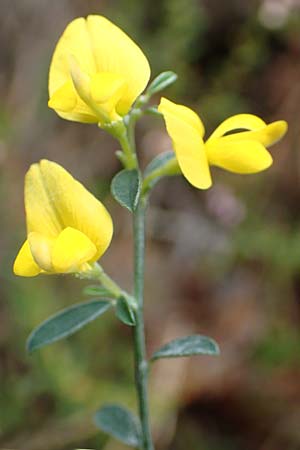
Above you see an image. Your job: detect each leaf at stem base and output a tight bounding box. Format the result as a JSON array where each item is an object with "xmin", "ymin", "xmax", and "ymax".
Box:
[{"xmin": 94, "ymin": 404, "xmax": 141, "ymax": 447}]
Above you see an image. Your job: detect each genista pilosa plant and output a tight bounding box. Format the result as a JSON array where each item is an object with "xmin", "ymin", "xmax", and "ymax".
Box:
[{"xmin": 14, "ymin": 15, "xmax": 287, "ymax": 450}]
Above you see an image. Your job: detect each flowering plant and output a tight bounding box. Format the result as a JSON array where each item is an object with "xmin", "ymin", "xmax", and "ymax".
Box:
[{"xmin": 14, "ymin": 15, "xmax": 287, "ymax": 450}]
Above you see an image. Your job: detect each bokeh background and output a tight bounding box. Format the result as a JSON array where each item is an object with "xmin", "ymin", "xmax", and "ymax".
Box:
[{"xmin": 1, "ymin": 0, "xmax": 300, "ymax": 449}]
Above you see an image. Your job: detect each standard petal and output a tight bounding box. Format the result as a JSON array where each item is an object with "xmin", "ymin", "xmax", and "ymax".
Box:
[
  {"xmin": 52, "ymin": 227, "xmax": 97, "ymax": 273},
  {"xmin": 13, "ymin": 240, "xmax": 41, "ymax": 277},
  {"xmin": 207, "ymin": 114, "xmax": 267, "ymax": 142},
  {"xmin": 27, "ymin": 160, "xmax": 113, "ymax": 260},
  {"xmin": 25, "ymin": 163, "xmax": 62, "ymax": 238},
  {"xmin": 158, "ymin": 98, "xmax": 211, "ymax": 189},
  {"xmin": 159, "ymin": 97, "xmax": 205, "ymax": 137},
  {"xmin": 49, "ymin": 17, "xmax": 97, "ymax": 98},
  {"xmin": 206, "ymin": 139, "xmax": 273, "ymax": 174},
  {"xmin": 48, "ymin": 18, "xmax": 99, "ymax": 123},
  {"xmin": 86, "ymin": 15, "xmax": 150, "ymax": 115}
]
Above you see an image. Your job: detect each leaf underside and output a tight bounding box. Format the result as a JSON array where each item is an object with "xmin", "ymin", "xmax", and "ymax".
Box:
[{"xmin": 151, "ymin": 334, "xmax": 220, "ymax": 361}]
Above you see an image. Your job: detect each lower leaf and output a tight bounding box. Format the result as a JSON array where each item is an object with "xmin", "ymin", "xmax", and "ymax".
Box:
[
  {"xmin": 27, "ymin": 299, "xmax": 112, "ymax": 353},
  {"xmin": 94, "ymin": 404, "xmax": 141, "ymax": 447}
]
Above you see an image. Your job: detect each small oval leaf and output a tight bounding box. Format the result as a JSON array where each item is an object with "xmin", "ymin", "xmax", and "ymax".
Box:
[
  {"xmin": 111, "ymin": 169, "xmax": 141, "ymax": 212},
  {"xmin": 151, "ymin": 334, "xmax": 220, "ymax": 361},
  {"xmin": 27, "ymin": 300, "xmax": 112, "ymax": 353},
  {"xmin": 147, "ymin": 71, "xmax": 178, "ymax": 95},
  {"xmin": 116, "ymin": 298, "xmax": 136, "ymax": 326},
  {"xmin": 94, "ymin": 404, "xmax": 141, "ymax": 447}
]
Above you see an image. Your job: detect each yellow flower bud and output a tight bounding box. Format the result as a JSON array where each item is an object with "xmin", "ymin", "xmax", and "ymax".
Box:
[
  {"xmin": 48, "ymin": 16, "xmax": 150, "ymax": 126},
  {"xmin": 14, "ymin": 160, "xmax": 113, "ymax": 277}
]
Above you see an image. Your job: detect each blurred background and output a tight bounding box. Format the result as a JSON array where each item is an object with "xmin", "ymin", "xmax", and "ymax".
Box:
[{"xmin": 1, "ymin": 0, "xmax": 300, "ymax": 449}]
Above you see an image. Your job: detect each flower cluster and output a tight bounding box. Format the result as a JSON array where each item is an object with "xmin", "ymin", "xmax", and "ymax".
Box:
[
  {"xmin": 14, "ymin": 15, "xmax": 287, "ymax": 277},
  {"xmin": 13, "ymin": 14, "xmax": 290, "ymax": 450}
]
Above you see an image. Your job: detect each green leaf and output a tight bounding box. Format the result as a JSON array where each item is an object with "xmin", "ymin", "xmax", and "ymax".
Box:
[
  {"xmin": 151, "ymin": 335, "xmax": 220, "ymax": 361},
  {"xmin": 146, "ymin": 71, "xmax": 178, "ymax": 95},
  {"xmin": 27, "ymin": 300, "xmax": 112, "ymax": 353},
  {"xmin": 144, "ymin": 151, "xmax": 175, "ymax": 177},
  {"xmin": 111, "ymin": 169, "xmax": 141, "ymax": 212},
  {"xmin": 143, "ymin": 151, "xmax": 178, "ymax": 191},
  {"xmin": 82, "ymin": 285, "xmax": 112, "ymax": 297},
  {"xmin": 94, "ymin": 404, "xmax": 141, "ymax": 447},
  {"xmin": 116, "ymin": 298, "xmax": 136, "ymax": 326}
]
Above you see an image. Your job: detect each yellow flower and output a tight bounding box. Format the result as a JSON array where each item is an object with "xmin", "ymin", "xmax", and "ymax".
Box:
[
  {"xmin": 158, "ymin": 97, "xmax": 288, "ymax": 189},
  {"xmin": 14, "ymin": 160, "xmax": 113, "ymax": 277},
  {"xmin": 48, "ymin": 15, "xmax": 150, "ymax": 125}
]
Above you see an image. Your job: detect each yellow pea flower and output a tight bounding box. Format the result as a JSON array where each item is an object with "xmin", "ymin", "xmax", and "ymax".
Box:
[
  {"xmin": 158, "ymin": 97, "xmax": 288, "ymax": 189},
  {"xmin": 48, "ymin": 15, "xmax": 150, "ymax": 126},
  {"xmin": 14, "ymin": 160, "xmax": 113, "ymax": 277}
]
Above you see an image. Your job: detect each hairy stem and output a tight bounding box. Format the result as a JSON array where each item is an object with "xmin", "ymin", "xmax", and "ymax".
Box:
[
  {"xmin": 133, "ymin": 196, "xmax": 154, "ymax": 450},
  {"xmin": 94, "ymin": 264, "xmax": 123, "ymax": 298},
  {"xmin": 114, "ymin": 111, "xmax": 154, "ymax": 449},
  {"xmin": 118, "ymin": 129, "xmax": 138, "ymax": 169}
]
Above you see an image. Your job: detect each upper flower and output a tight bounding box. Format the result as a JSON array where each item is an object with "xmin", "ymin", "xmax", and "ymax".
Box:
[
  {"xmin": 48, "ymin": 15, "xmax": 151, "ymax": 125},
  {"xmin": 14, "ymin": 160, "xmax": 113, "ymax": 277},
  {"xmin": 158, "ymin": 97, "xmax": 288, "ymax": 189}
]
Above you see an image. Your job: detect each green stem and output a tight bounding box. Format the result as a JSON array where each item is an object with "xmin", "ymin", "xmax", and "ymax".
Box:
[
  {"xmin": 118, "ymin": 129, "xmax": 138, "ymax": 169},
  {"xmin": 94, "ymin": 264, "xmax": 123, "ymax": 298},
  {"xmin": 133, "ymin": 196, "xmax": 154, "ymax": 450},
  {"xmin": 86, "ymin": 263, "xmax": 137, "ymax": 308},
  {"xmin": 105, "ymin": 121, "xmax": 137, "ymax": 169},
  {"xmin": 112, "ymin": 110, "xmax": 154, "ymax": 449},
  {"xmin": 127, "ymin": 108, "xmax": 143, "ymax": 152}
]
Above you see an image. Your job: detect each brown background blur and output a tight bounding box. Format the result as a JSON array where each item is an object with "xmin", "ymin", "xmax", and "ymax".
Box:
[{"xmin": 1, "ymin": 1, "xmax": 300, "ymax": 449}]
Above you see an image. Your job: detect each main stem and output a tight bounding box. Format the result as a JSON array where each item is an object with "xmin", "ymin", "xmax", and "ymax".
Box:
[{"xmin": 133, "ymin": 196, "xmax": 154, "ymax": 450}]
